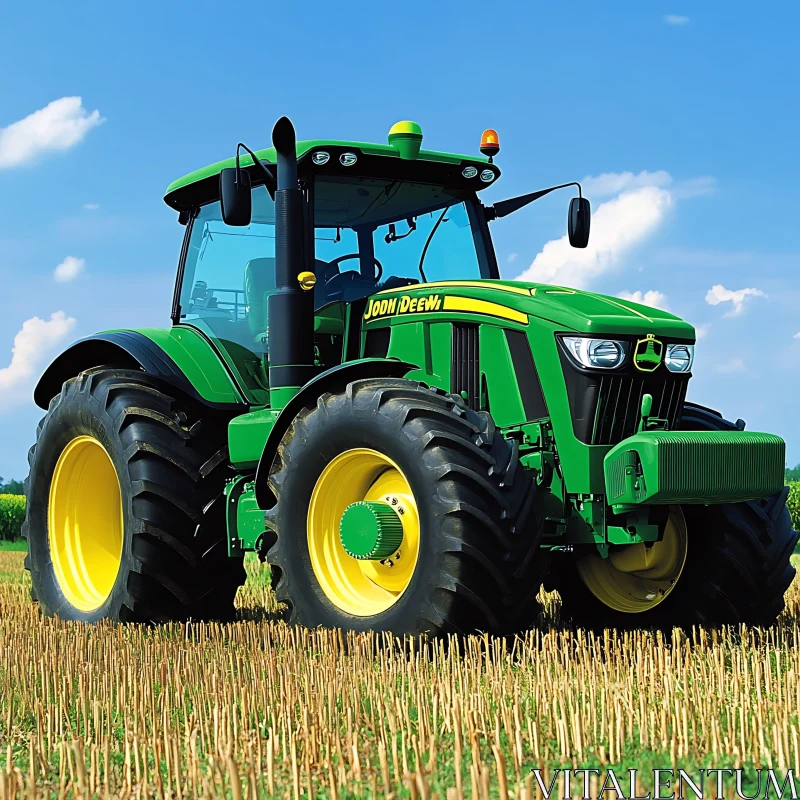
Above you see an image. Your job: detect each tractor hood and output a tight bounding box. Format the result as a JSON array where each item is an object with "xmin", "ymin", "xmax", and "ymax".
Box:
[
  {"xmin": 517, "ymin": 282, "xmax": 695, "ymax": 339},
  {"xmin": 371, "ymin": 280, "xmax": 696, "ymax": 340}
]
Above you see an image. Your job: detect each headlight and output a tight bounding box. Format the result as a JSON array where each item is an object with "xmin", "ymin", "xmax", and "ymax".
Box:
[
  {"xmin": 665, "ymin": 343, "xmax": 694, "ymax": 373},
  {"xmin": 562, "ymin": 337, "xmax": 627, "ymax": 369}
]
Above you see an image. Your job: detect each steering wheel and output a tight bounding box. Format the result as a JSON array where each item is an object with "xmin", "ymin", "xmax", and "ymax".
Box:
[{"xmin": 324, "ymin": 254, "xmax": 383, "ymax": 283}]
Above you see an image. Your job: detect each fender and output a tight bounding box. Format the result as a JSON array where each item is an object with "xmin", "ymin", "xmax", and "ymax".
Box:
[
  {"xmin": 254, "ymin": 357, "xmax": 417, "ymax": 507},
  {"xmin": 34, "ymin": 329, "xmax": 246, "ymax": 411},
  {"xmin": 681, "ymin": 401, "xmax": 744, "ymax": 432}
]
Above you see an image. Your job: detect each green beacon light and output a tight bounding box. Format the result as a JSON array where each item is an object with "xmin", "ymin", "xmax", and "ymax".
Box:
[{"xmin": 388, "ymin": 120, "xmax": 423, "ymax": 160}]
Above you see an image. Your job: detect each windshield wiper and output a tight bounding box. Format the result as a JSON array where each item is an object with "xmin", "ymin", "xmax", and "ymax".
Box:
[
  {"xmin": 385, "ymin": 217, "xmax": 417, "ymax": 244},
  {"xmin": 417, "ymin": 206, "xmax": 450, "ymax": 283}
]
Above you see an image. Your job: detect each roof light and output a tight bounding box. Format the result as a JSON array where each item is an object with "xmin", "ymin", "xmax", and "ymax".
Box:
[
  {"xmin": 480, "ymin": 129, "xmax": 500, "ymax": 160},
  {"xmin": 339, "ymin": 153, "xmax": 358, "ymax": 167},
  {"xmin": 462, "ymin": 166, "xmax": 478, "ymax": 178},
  {"xmin": 312, "ymin": 151, "xmax": 330, "ymax": 165},
  {"xmin": 480, "ymin": 169, "xmax": 496, "ymax": 183}
]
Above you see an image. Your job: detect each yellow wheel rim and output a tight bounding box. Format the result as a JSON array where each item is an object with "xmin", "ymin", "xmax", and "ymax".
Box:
[
  {"xmin": 576, "ymin": 506, "xmax": 688, "ymax": 613},
  {"xmin": 307, "ymin": 448, "xmax": 420, "ymax": 616},
  {"xmin": 48, "ymin": 436, "xmax": 124, "ymax": 612}
]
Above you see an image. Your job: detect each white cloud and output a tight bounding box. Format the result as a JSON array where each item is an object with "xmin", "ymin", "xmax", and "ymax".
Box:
[
  {"xmin": 582, "ymin": 170, "xmax": 672, "ymax": 198},
  {"xmin": 0, "ymin": 312, "xmax": 76, "ymax": 400},
  {"xmin": 618, "ymin": 289, "xmax": 670, "ymax": 312},
  {"xmin": 664, "ymin": 14, "xmax": 689, "ymax": 25},
  {"xmin": 507, "ymin": 253, "xmax": 518, "ymax": 264},
  {"xmin": 794, "ymin": 332, "xmax": 800, "ymax": 340},
  {"xmin": 705, "ymin": 284, "xmax": 767, "ymax": 316},
  {"xmin": 716, "ymin": 357, "xmax": 746, "ymax": 374},
  {"xmin": 582, "ymin": 170, "xmax": 715, "ymax": 200},
  {"xmin": 53, "ymin": 256, "xmax": 85, "ymax": 283},
  {"xmin": 0, "ymin": 97, "xmax": 104, "ymax": 169},
  {"xmin": 515, "ymin": 186, "xmax": 673, "ymax": 289},
  {"xmin": 82, "ymin": 203, "xmax": 99, "ymax": 211}
]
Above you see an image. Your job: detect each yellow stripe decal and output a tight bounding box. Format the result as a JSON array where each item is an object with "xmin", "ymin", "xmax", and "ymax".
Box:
[
  {"xmin": 442, "ymin": 296, "xmax": 528, "ymax": 324},
  {"xmin": 377, "ymin": 280, "xmax": 533, "ymax": 297}
]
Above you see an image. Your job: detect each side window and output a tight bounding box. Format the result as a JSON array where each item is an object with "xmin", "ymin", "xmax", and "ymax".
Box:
[{"xmin": 180, "ymin": 187, "xmax": 276, "ymax": 357}]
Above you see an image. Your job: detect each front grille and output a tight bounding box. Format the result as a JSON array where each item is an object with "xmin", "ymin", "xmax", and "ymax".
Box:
[
  {"xmin": 451, "ymin": 322, "xmax": 480, "ymax": 409},
  {"xmin": 559, "ymin": 347, "xmax": 690, "ymax": 445},
  {"xmin": 592, "ymin": 372, "xmax": 688, "ymax": 445}
]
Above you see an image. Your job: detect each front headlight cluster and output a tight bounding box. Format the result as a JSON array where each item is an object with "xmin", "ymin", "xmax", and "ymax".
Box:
[
  {"xmin": 562, "ymin": 337, "xmax": 627, "ymax": 370},
  {"xmin": 562, "ymin": 337, "xmax": 695, "ymax": 372},
  {"xmin": 665, "ymin": 343, "xmax": 694, "ymax": 373}
]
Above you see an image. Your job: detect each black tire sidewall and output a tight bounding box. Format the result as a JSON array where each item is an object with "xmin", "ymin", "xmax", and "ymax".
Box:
[
  {"xmin": 27, "ymin": 382, "xmax": 135, "ymax": 622},
  {"xmin": 274, "ymin": 400, "xmax": 453, "ymax": 633}
]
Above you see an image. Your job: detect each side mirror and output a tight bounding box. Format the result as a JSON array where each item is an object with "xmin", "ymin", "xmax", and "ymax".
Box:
[
  {"xmin": 219, "ymin": 167, "xmax": 252, "ymax": 227},
  {"xmin": 568, "ymin": 196, "xmax": 591, "ymax": 248}
]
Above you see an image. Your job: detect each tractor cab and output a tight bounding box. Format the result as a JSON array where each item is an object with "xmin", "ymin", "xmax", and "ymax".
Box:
[{"xmin": 165, "ymin": 122, "xmax": 511, "ymax": 394}]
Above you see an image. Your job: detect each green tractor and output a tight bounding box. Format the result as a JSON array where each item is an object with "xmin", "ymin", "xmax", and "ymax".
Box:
[{"xmin": 23, "ymin": 117, "xmax": 797, "ymax": 633}]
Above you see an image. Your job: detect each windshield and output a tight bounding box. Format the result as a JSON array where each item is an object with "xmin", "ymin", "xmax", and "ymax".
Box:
[
  {"xmin": 314, "ymin": 176, "xmax": 483, "ymax": 305},
  {"xmin": 176, "ymin": 177, "xmax": 488, "ymax": 359}
]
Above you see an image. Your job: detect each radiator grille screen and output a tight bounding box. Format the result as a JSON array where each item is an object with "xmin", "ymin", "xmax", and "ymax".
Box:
[
  {"xmin": 559, "ymin": 346, "xmax": 690, "ymax": 445},
  {"xmin": 593, "ymin": 372, "xmax": 688, "ymax": 445},
  {"xmin": 451, "ymin": 323, "xmax": 480, "ymax": 410}
]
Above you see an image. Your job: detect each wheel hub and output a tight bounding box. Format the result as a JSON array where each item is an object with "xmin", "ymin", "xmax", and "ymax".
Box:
[
  {"xmin": 575, "ymin": 505, "xmax": 688, "ymax": 614},
  {"xmin": 339, "ymin": 501, "xmax": 404, "ymax": 560},
  {"xmin": 307, "ymin": 448, "xmax": 420, "ymax": 616}
]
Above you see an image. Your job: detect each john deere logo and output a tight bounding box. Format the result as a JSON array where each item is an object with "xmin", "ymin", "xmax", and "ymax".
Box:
[
  {"xmin": 634, "ymin": 334, "xmax": 664, "ymax": 372},
  {"xmin": 364, "ymin": 294, "xmax": 442, "ymax": 321}
]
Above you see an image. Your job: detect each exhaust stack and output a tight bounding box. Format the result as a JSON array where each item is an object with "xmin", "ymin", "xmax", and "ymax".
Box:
[{"xmin": 268, "ymin": 116, "xmax": 316, "ymax": 403}]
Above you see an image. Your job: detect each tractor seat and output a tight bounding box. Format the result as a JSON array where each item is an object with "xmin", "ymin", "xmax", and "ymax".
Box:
[
  {"xmin": 244, "ymin": 258, "xmax": 277, "ymax": 339},
  {"xmin": 245, "ymin": 258, "xmax": 331, "ymax": 340}
]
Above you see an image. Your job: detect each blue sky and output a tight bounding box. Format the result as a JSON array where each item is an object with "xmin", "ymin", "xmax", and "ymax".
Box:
[{"xmin": 1, "ymin": 1, "xmax": 798, "ymax": 479}]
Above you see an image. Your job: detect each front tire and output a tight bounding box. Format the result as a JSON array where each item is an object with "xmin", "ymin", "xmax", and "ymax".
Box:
[
  {"xmin": 264, "ymin": 379, "xmax": 546, "ymax": 636},
  {"xmin": 548, "ymin": 403, "xmax": 798, "ymax": 629},
  {"xmin": 23, "ymin": 368, "xmax": 245, "ymax": 622}
]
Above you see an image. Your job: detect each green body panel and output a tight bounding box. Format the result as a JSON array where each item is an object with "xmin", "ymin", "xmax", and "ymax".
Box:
[
  {"xmin": 165, "ymin": 139, "xmax": 490, "ymax": 198},
  {"xmin": 604, "ymin": 430, "xmax": 786, "ymax": 509},
  {"xmin": 479, "ymin": 325, "xmax": 528, "ymax": 426},
  {"xmin": 131, "ymin": 326, "xmax": 244, "ymax": 404},
  {"xmin": 133, "ymin": 324, "xmax": 270, "ymax": 406},
  {"xmin": 228, "ymin": 408, "xmax": 279, "ymax": 470},
  {"xmin": 225, "ymin": 477, "xmax": 263, "ymax": 556}
]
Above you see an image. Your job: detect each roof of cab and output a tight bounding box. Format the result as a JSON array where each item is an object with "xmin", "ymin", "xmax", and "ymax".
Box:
[{"xmin": 163, "ymin": 139, "xmax": 492, "ymax": 210}]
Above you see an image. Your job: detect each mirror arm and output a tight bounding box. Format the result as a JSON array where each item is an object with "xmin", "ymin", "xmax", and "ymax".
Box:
[
  {"xmin": 485, "ymin": 181, "xmax": 583, "ymax": 221},
  {"xmin": 236, "ymin": 142, "xmax": 277, "ymax": 199}
]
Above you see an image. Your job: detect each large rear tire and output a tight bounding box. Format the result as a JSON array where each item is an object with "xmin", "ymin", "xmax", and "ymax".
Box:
[
  {"xmin": 23, "ymin": 368, "xmax": 246, "ymax": 622},
  {"xmin": 548, "ymin": 403, "xmax": 798, "ymax": 629},
  {"xmin": 264, "ymin": 379, "xmax": 547, "ymax": 636}
]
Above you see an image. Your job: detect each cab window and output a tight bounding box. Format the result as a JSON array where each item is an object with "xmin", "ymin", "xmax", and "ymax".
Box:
[{"xmin": 179, "ymin": 186, "xmax": 276, "ymax": 359}]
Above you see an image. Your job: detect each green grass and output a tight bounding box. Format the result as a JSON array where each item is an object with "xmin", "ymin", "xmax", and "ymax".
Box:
[
  {"xmin": 244, "ymin": 550, "xmax": 271, "ymax": 587},
  {"xmin": 0, "ymin": 539, "xmax": 26, "ymax": 552},
  {"xmin": 0, "ymin": 493, "xmax": 25, "ymax": 541}
]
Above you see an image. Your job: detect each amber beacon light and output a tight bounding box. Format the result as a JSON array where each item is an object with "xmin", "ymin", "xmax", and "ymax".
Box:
[{"xmin": 480, "ymin": 129, "xmax": 500, "ymax": 161}]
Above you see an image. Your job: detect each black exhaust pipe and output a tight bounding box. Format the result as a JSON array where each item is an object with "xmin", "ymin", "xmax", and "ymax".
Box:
[{"xmin": 268, "ymin": 116, "xmax": 316, "ymax": 401}]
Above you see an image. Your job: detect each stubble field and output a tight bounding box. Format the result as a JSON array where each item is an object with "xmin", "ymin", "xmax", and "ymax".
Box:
[{"xmin": 0, "ymin": 548, "xmax": 799, "ymax": 799}]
